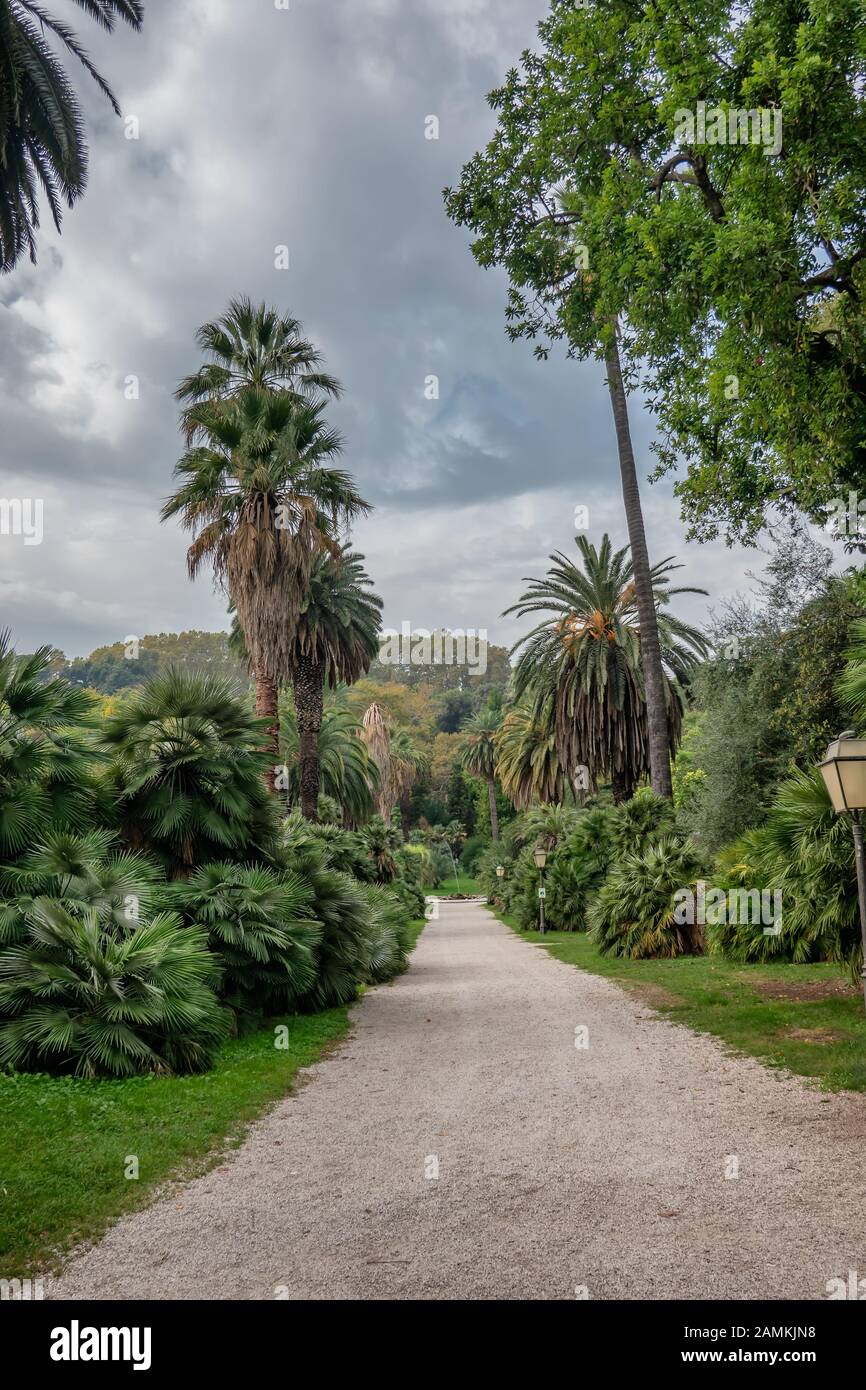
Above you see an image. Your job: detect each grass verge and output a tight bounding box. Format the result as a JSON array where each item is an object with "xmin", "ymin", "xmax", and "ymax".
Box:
[
  {"xmin": 1, "ymin": 918, "xmax": 427, "ymax": 1279},
  {"xmin": 435, "ymin": 876, "xmax": 482, "ymax": 897},
  {"xmin": 497, "ymin": 911, "xmax": 866, "ymax": 1093}
]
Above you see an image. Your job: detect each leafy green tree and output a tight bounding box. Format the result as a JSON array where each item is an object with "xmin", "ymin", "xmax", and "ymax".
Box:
[
  {"xmin": 447, "ymin": 0, "xmax": 866, "ymax": 543},
  {"xmin": 505, "ymin": 536, "xmax": 708, "ymax": 802},
  {"xmin": 0, "ymin": 0, "xmax": 143, "ymax": 270}
]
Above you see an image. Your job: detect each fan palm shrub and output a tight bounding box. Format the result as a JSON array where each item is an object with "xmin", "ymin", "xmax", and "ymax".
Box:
[
  {"xmin": 709, "ymin": 769, "xmax": 861, "ymax": 973},
  {"xmin": 167, "ymin": 862, "xmax": 320, "ymax": 1024},
  {"xmin": 0, "ymin": 829, "xmax": 160, "ymax": 945},
  {"xmin": 359, "ymin": 814, "xmax": 402, "ymax": 883},
  {"xmin": 0, "ymin": 634, "xmax": 98, "ymax": 863},
  {"xmin": 589, "ymin": 838, "xmax": 706, "ymax": 959},
  {"xmin": 359, "ymin": 883, "xmax": 414, "ymax": 983},
  {"xmin": 611, "ymin": 788, "xmax": 677, "ymax": 855},
  {"xmin": 545, "ymin": 809, "xmax": 616, "ymax": 931},
  {"xmin": 504, "ymin": 536, "xmax": 708, "ymax": 801},
  {"xmin": 0, "ymin": 0, "xmax": 143, "ymax": 271},
  {"xmin": 101, "ymin": 671, "xmax": 279, "ymax": 876},
  {"xmin": 511, "ymin": 802, "xmax": 580, "ymax": 852},
  {"xmin": 0, "ymin": 899, "xmax": 226, "ymax": 1076},
  {"xmin": 281, "ymin": 815, "xmax": 417, "ymax": 1004}
]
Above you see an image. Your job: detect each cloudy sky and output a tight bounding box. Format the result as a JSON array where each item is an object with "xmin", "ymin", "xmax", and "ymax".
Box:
[{"xmin": 0, "ymin": 0, "xmax": 823, "ymax": 657}]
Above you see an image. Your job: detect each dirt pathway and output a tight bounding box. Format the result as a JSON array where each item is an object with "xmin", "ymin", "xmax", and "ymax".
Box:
[{"xmin": 49, "ymin": 901, "xmax": 866, "ymax": 1300}]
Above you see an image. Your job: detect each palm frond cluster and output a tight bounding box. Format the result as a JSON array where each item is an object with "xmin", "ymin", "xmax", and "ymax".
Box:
[{"xmin": 0, "ymin": 640, "xmax": 427, "ymax": 1076}]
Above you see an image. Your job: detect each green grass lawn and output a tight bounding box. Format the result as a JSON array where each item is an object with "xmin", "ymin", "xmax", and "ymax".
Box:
[
  {"xmin": 0, "ymin": 918, "xmax": 427, "ymax": 1279},
  {"xmin": 435, "ymin": 875, "xmax": 482, "ymax": 896},
  {"xmin": 499, "ymin": 913, "xmax": 866, "ymax": 1093}
]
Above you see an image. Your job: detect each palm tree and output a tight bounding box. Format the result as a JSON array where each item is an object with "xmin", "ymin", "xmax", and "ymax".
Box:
[
  {"xmin": 605, "ymin": 321, "xmax": 677, "ymax": 798},
  {"xmin": 494, "ymin": 695, "xmax": 566, "ymax": 810},
  {"xmin": 278, "ymin": 700, "xmax": 378, "ymax": 826},
  {"xmin": 460, "ymin": 707, "xmax": 502, "ymax": 840},
  {"xmin": 161, "ymin": 389, "xmax": 369, "ymax": 783},
  {"xmin": 505, "ymin": 535, "xmax": 708, "ymax": 803},
  {"xmin": 286, "ymin": 549, "xmax": 382, "ymax": 821},
  {"xmin": 0, "ymin": 1, "xmax": 143, "ymax": 271},
  {"xmin": 359, "ymin": 703, "xmax": 427, "ymax": 822},
  {"xmin": 175, "ymin": 296, "xmax": 342, "ymax": 440},
  {"xmin": 390, "ymin": 728, "xmax": 428, "ymax": 824},
  {"xmin": 361, "ymin": 702, "xmax": 393, "ymax": 819}
]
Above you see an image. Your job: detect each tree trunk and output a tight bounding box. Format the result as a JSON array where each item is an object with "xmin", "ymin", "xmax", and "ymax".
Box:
[
  {"xmin": 611, "ymin": 766, "xmax": 636, "ymax": 805},
  {"xmin": 604, "ymin": 322, "xmax": 673, "ymax": 799},
  {"xmin": 255, "ymin": 670, "xmax": 280, "ymax": 794},
  {"xmin": 487, "ymin": 775, "xmax": 500, "ymax": 841},
  {"xmin": 293, "ymin": 655, "xmax": 325, "ymax": 821}
]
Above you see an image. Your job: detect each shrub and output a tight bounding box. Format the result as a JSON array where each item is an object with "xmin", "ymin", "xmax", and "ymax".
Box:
[
  {"xmin": 0, "ymin": 902, "xmax": 227, "ymax": 1077},
  {"xmin": 166, "ymin": 862, "xmax": 321, "ymax": 1025},
  {"xmin": 545, "ymin": 809, "xmax": 615, "ymax": 930},
  {"xmin": 709, "ymin": 769, "xmax": 861, "ymax": 974},
  {"xmin": 589, "ymin": 838, "xmax": 706, "ymax": 959},
  {"xmin": 610, "ymin": 789, "xmax": 676, "ymax": 856},
  {"xmin": 101, "ymin": 671, "xmax": 278, "ymax": 876}
]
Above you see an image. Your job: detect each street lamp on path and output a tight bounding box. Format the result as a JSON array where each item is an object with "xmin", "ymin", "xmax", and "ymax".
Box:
[
  {"xmin": 533, "ymin": 847, "xmax": 548, "ymax": 934},
  {"xmin": 819, "ymin": 730, "xmax": 866, "ymax": 1012}
]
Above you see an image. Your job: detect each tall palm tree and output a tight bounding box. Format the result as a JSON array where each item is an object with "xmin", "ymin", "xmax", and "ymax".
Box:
[
  {"xmin": 505, "ymin": 534, "xmax": 708, "ymax": 803},
  {"xmin": 286, "ymin": 548, "xmax": 382, "ymax": 820},
  {"xmin": 0, "ymin": 1, "xmax": 143, "ymax": 271},
  {"xmin": 161, "ymin": 390, "xmax": 369, "ymax": 785},
  {"xmin": 460, "ymin": 707, "xmax": 502, "ymax": 840},
  {"xmin": 175, "ymin": 296, "xmax": 342, "ymax": 440},
  {"xmin": 604, "ymin": 321, "xmax": 678, "ymax": 798},
  {"xmin": 360, "ymin": 705, "xmax": 426, "ymax": 822}
]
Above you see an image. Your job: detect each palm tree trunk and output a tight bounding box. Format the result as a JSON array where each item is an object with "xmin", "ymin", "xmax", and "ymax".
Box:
[
  {"xmin": 255, "ymin": 671, "xmax": 280, "ymax": 793},
  {"xmin": 293, "ymin": 655, "xmax": 325, "ymax": 820},
  {"xmin": 604, "ymin": 322, "xmax": 673, "ymax": 799},
  {"xmin": 487, "ymin": 775, "xmax": 500, "ymax": 841}
]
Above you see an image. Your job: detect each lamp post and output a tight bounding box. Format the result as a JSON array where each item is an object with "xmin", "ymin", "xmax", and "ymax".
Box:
[
  {"xmin": 496, "ymin": 864, "xmax": 505, "ymax": 882},
  {"xmin": 819, "ymin": 730, "xmax": 866, "ymax": 1012},
  {"xmin": 533, "ymin": 847, "xmax": 548, "ymax": 934}
]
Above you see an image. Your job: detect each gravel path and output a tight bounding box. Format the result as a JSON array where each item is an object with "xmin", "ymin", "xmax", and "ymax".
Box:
[{"xmin": 49, "ymin": 900, "xmax": 866, "ymax": 1300}]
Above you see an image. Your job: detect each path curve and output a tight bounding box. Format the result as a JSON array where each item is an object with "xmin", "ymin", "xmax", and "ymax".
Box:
[{"xmin": 49, "ymin": 902, "xmax": 866, "ymax": 1300}]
